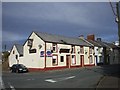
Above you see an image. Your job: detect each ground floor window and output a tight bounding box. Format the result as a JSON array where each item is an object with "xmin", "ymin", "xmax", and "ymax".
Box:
[
  {"xmin": 52, "ymin": 55, "xmax": 58, "ymax": 65},
  {"xmin": 16, "ymin": 55, "xmax": 18, "ymax": 59},
  {"xmin": 72, "ymin": 55, "xmax": 76, "ymax": 64},
  {"xmin": 89, "ymin": 55, "xmax": 93, "ymax": 64},
  {"xmin": 60, "ymin": 56, "xmax": 64, "ymax": 62}
]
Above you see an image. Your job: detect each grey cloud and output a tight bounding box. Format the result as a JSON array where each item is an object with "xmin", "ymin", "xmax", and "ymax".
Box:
[{"xmin": 2, "ymin": 2, "xmax": 118, "ymax": 43}]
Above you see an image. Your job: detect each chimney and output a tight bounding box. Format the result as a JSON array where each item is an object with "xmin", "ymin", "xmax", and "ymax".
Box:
[
  {"xmin": 97, "ymin": 38, "xmax": 102, "ymax": 41},
  {"xmin": 87, "ymin": 34, "xmax": 95, "ymax": 41},
  {"xmin": 79, "ymin": 35, "xmax": 84, "ymax": 39}
]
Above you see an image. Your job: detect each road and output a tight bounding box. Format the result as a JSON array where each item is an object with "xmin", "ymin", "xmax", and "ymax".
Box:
[{"xmin": 2, "ymin": 64, "xmax": 120, "ymax": 89}]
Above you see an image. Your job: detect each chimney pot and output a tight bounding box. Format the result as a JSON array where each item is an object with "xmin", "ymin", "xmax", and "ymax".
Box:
[
  {"xmin": 87, "ymin": 34, "xmax": 95, "ymax": 41},
  {"xmin": 97, "ymin": 38, "xmax": 102, "ymax": 41}
]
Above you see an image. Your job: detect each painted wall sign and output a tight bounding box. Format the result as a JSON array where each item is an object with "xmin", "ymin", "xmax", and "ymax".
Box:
[
  {"xmin": 40, "ymin": 51, "xmax": 52, "ymax": 57},
  {"xmin": 46, "ymin": 51, "xmax": 52, "ymax": 57},
  {"xmin": 40, "ymin": 51, "xmax": 44, "ymax": 57}
]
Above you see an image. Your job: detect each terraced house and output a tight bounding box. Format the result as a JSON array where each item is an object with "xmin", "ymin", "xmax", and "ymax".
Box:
[{"xmin": 9, "ymin": 31, "xmax": 95, "ymax": 70}]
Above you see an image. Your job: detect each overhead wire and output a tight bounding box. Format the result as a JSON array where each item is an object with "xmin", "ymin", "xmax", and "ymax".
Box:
[{"xmin": 108, "ymin": 0, "xmax": 117, "ymax": 16}]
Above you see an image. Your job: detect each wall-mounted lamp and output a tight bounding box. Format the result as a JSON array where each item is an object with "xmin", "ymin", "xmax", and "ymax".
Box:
[
  {"xmin": 38, "ymin": 44, "xmax": 42, "ymax": 49},
  {"xmin": 85, "ymin": 52, "xmax": 87, "ymax": 54}
]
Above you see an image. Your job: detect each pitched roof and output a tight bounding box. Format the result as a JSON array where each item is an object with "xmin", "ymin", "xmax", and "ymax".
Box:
[
  {"xmin": 14, "ymin": 44, "xmax": 23, "ymax": 55},
  {"xmin": 103, "ymin": 42, "xmax": 119, "ymax": 49},
  {"xmin": 95, "ymin": 41, "xmax": 109, "ymax": 47},
  {"xmin": 34, "ymin": 31, "xmax": 92, "ymax": 46},
  {"xmin": 94, "ymin": 41, "xmax": 119, "ymax": 49},
  {"xmin": 87, "ymin": 40, "xmax": 102, "ymax": 47}
]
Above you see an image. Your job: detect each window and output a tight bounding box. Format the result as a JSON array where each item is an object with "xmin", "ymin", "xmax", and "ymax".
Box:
[
  {"xmin": 60, "ymin": 56, "xmax": 64, "ymax": 62},
  {"xmin": 89, "ymin": 55, "xmax": 93, "ymax": 64},
  {"xmin": 52, "ymin": 43, "xmax": 57, "ymax": 52},
  {"xmin": 71, "ymin": 45, "xmax": 75, "ymax": 53},
  {"xmin": 72, "ymin": 55, "xmax": 76, "ymax": 64},
  {"xmin": 29, "ymin": 49, "xmax": 36, "ymax": 53},
  {"xmin": 16, "ymin": 55, "xmax": 18, "ymax": 59},
  {"xmin": 90, "ymin": 47, "xmax": 93, "ymax": 54},
  {"xmin": 13, "ymin": 50, "xmax": 15, "ymax": 54},
  {"xmin": 27, "ymin": 39, "xmax": 33, "ymax": 47},
  {"xmin": 80, "ymin": 46, "xmax": 84, "ymax": 54},
  {"xmin": 52, "ymin": 55, "xmax": 58, "ymax": 65},
  {"xmin": 19, "ymin": 54, "xmax": 23, "ymax": 57},
  {"xmin": 59, "ymin": 49, "xmax": 70, "ymax": 53}
]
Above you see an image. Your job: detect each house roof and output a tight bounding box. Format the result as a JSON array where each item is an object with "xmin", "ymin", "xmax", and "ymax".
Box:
[
  {"xmin": 14, "ymin": 44, "xmax": 23, "ymax": 55},
  {"xmin": 87, "ymin": 40, "xmax": 102, "ymax": 47},
  {"xmin": 93, "ymin": 40, "xmax": 119, "ymax": 49},
  {"xmin": 34, "ymin": 31, "xmax": 92, "ymax": 46},
  {"xmin": 95, "ymin": 41, "xmax": 109, "ymax": 48},
  {"xmin": 103, "ymin": 42, "xmax": 119, "ymax": 49}
]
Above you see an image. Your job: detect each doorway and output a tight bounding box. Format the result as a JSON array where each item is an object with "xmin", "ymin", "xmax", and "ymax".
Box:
[
  {"xmin": 80, "ymin": 55, "xmax": 84, "ymax": 67},
  {"xmin": 66, "ymin": 55, "xmax": 70, "ymax": 68}
]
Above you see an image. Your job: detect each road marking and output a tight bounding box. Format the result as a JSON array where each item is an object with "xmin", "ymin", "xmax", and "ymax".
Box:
[
  {"xmin": 45, "ymin": 79, "xmax": 57, "ymax": 83},
  {"xmin": 8, "ymin": 82, "xmax": 16, "ymax": 90},
  {"xmin": 64, "ymin": 76, "xmax": 75, "ymax": 80},
  {"xmin": 45, "ymin": 76, "xmax": 75, "ymax": 83},
  {"xmin": 10, "ymin": 85, "xmax": 15, "ymax": 90}
]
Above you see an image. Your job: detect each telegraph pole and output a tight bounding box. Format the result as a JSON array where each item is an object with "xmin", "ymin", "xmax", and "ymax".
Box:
[{"xmin": 116, "ymin": 2, "xmax": 120, "ymax": 46}]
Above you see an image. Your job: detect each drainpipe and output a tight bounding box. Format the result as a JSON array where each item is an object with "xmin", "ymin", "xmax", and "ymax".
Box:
[{"xmin": 45, "ymin": 42, "xmax": 46, "ymax": 69}]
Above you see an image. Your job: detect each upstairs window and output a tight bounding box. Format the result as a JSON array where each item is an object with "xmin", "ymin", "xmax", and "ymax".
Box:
[
  {"xmin": 27, "ymin": 39, "xmax": 33, "ymax": 47},
  {"xmin": 80, "ymin": 46, "xmax": 84, "ymax": 54},
  {"xmin": 29, "ymin": 49, "xmax": 36, "ymax": 53},
  {"xmin": 13, "ymin": 50, "xmax": 15, "ymax": 54},
  {"xmin": 52, "ymin": 43, "xmax": 57, "ymax": 53}
]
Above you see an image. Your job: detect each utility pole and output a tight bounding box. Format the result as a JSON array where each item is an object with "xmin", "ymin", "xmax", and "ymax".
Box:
[
  {"xmin": 116, "ymin": 2, "xmax": 120, "ymax": 46},
  {"xmin": 116, "ymin": 1, "xmax": 120, "ymax": 63}
]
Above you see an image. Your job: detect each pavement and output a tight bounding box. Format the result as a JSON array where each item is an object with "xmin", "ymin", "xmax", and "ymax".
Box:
[{"xmin": 96, "ymin": 71, "xmax": 120, "ymax": 89}]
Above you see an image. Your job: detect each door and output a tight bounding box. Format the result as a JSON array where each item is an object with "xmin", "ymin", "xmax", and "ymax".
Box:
[
  {"xmin": 80, "ymin": 55, "xmax": 84, "ymax": 67},
  {"xmin": 95, "ymin": 56, "xmax": 97, "ymax": 65},
  {"xmin": 66, "ymin": 55, "xmax": 70, "ymax": 68}
]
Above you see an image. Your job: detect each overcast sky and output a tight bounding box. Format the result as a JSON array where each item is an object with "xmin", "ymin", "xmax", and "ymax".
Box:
[{"xmin": 2, "ymin": 2, "xmax": 119, "ymax": 50}]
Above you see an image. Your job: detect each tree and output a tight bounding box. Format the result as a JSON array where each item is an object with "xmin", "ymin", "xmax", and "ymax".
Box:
[{"xmin": 2, "ymin": 51, "xmax": 10, "ymax": 62}]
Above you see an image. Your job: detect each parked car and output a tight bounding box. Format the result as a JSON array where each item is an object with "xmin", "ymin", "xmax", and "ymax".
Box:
[{"xmin": 10, "ymin": 64, "xmax": 29, "ymax": 73}]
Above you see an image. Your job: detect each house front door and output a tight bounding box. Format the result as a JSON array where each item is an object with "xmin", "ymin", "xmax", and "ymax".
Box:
[
  {"xmin": 66, "ymin": 55, "xmax": 70, "ymax": 68},
  {"xmin": 80, "ymin": 55, "xmax": 84, "ymax": 67}
]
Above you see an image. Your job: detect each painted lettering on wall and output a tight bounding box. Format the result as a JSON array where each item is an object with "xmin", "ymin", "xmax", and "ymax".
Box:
[{"xmin": 40, "ymin": 51, "xmax": 52, "ymax": 57}]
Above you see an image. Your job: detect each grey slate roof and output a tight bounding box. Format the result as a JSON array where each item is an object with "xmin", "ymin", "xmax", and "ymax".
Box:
[
  {"xmin": 87, "ymin": 40, "xmax": 102, "ymax": 47},
  {"xmin": 103, "ymin": 42, "xmax": 119, "ymax": 49},
  {"xmin": 34, "ymin": 31, "xmax": 92, "ymax": 46},
  {"xmin": 95, "ymin": 41, "xmax": 109, "ymax": 48},
  {"xmin": 94, "ymin": 41, "xmax": 119, "ymax": 49},
  {"xmin": 15, "ymin": 44, "xmax": 23, "ymax": 55}
]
